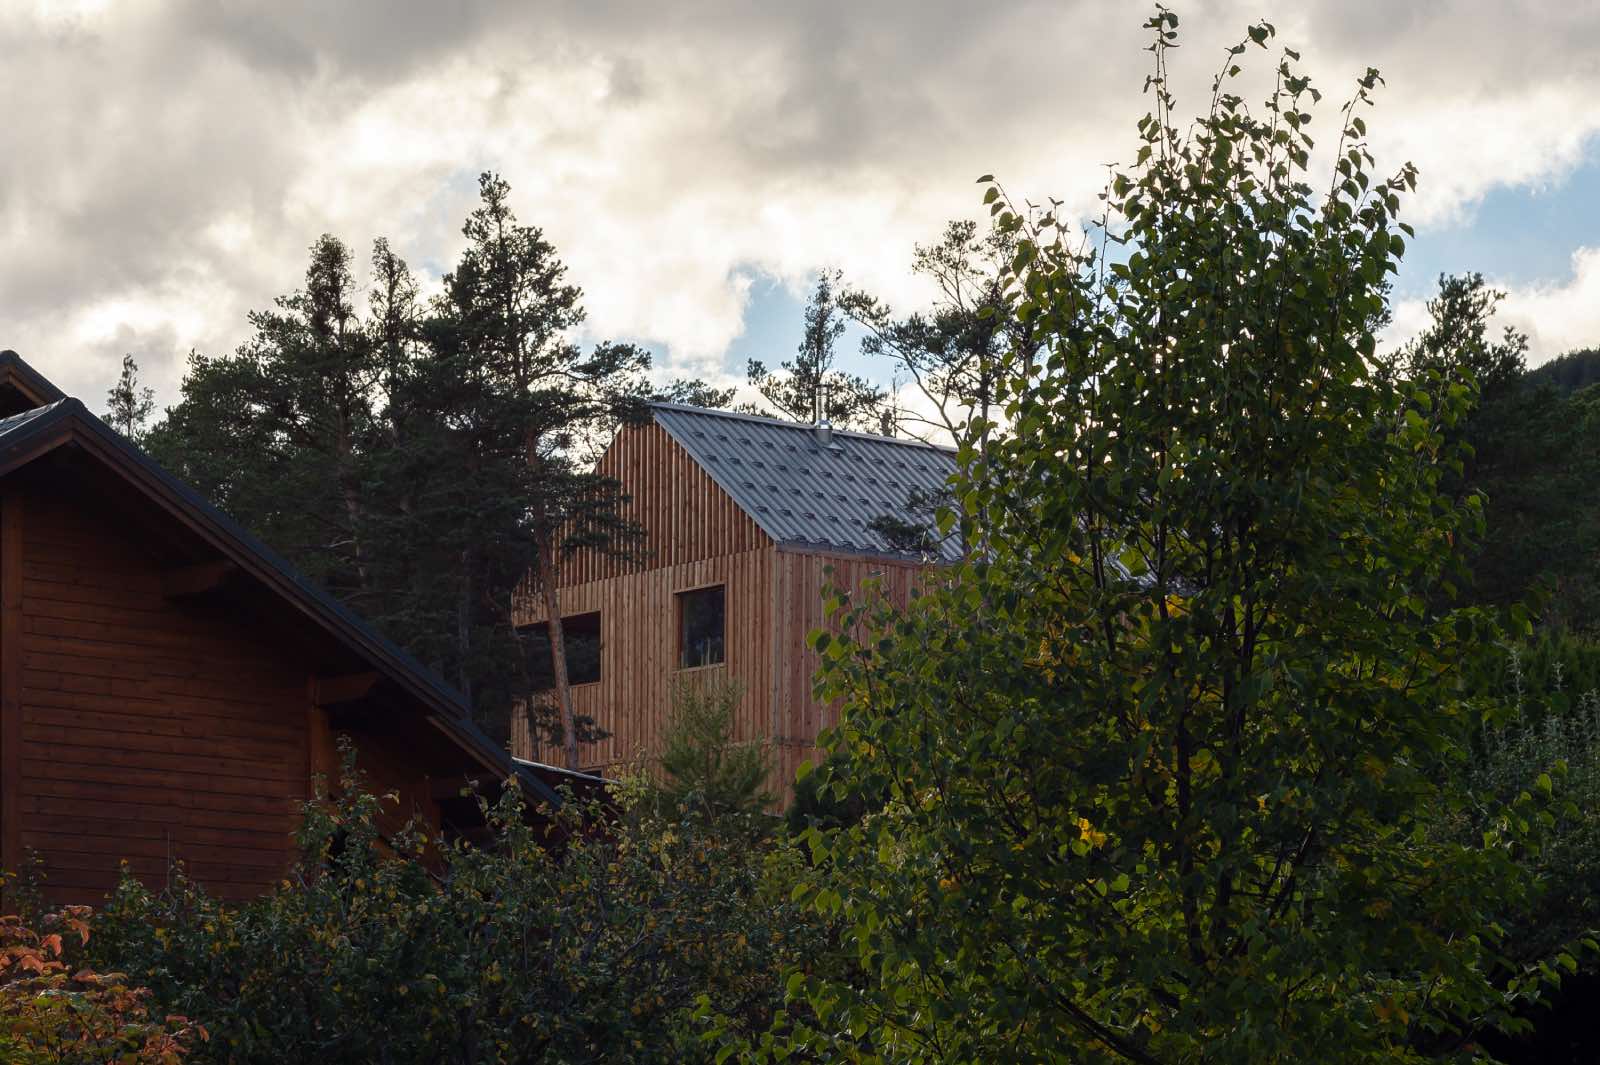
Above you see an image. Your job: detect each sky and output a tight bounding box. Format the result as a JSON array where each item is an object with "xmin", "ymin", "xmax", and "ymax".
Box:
[{"xmin": 5, "ymin": 0, "xmax": 1600, "ymax": 409}]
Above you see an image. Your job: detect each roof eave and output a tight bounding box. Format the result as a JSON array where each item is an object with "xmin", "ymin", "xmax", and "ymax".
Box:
[
  {"xmin": 0, "ymin": 399, "xmax": 515, "ymax": 782},
  {"xmin": 0, "ymin": 350, "xmax": 67, "ymax": 407}
]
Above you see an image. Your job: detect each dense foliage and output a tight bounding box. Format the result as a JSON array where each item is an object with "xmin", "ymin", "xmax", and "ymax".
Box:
[
  {"xmin": 1527, "ymin": 349, "xmax": 1600, "ymax": 394},
  {"xmin": 1378, "ymin": 271, "xmax": 1600, "ymax": 634},
  {"xmin": 0, "ymin": 905, "xmax": 204, "ymax": 1063},
  {"xmin": 734, "ymin": 14, "xmax": 1566, "ymax": 1063},
  {"xmin": 142, "ymin": 177, "xmax": 719, "ymax": 751},
  {"xmin": 86, "ymin": 756, "xmax": 828, "ymax": 1065},
  {"xmin": 1465, "ymin": 645, "xmax": 1600, "ymax": 962},
  {"xmin": 1462, "ymin": 372, "xmax": 1600, "ymax": 630}
]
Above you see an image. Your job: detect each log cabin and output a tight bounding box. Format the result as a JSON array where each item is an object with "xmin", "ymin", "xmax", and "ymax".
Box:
[
  {"xmin": 511, "ymin": 402, "xmax": 958, "ymax": 799},
  {"xmin": 0, "ymin": 350, "xmax": 585, "ymax": 904}
]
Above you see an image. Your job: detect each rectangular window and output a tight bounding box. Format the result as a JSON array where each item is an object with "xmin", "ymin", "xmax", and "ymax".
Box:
[
  {"xmin": 677, "ymin": 585, "xmax": 726, "ymax": 669},
  {"xmin": 524, "ymin": 611, "xmax": 602, "ymax": 688}
]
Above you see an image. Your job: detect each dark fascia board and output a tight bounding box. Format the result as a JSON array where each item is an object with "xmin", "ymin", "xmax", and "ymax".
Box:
[
  {"xmin": 512, "ymin": 757, "xmax": 608, "ymax": 785},
  {"xmin": 0, "ymin": 351, "xmax": 67, "ymax": 407},
  {"xmin": 0, "ymin": 398, "xmax": 516, "ymax": 784},
  {"xmin": 511, "ymin": 758, "xmax": 608, "ymax": 810}
]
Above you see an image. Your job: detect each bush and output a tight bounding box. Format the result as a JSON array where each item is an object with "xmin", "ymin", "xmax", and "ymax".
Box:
[
  {"xmin": 652, "ymin": 679, "xmax": 774, "ymax": 817},
  {"xmin": 87, "ymin": 752, "xmax": 829, "ymax": 1065},
  {"xmin": 0, "ymin": 903, "xmax": 204, "ymax": 1064},
  {"xmin": 1466, "ymin": 642, "xmax": 1600, "ymax": 960}
]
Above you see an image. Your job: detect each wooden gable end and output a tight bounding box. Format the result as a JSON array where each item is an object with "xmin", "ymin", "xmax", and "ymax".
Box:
[
  {"xmin": 0, "ymin": 367, "xmax": 560, "ymax": 901},
  {"xmin": 1, "ymin": 469, "xmax": 315, "ymax": 903},
  {"xmin": 559, "ymin": 420, "xmax": 771, "ymax": 587}
]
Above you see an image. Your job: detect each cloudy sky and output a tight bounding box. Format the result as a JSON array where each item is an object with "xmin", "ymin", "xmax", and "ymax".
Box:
[{"xmin": 5, "ymin": 0, "xmax": 1600, "ymax": 408}]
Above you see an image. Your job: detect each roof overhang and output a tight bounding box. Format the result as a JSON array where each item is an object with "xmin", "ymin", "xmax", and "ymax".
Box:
[
  {"xmin": 0, "ymin": 395, "xmax": 519, "ymax": 787},
  {"xmin": 0, "ymin": 350, "xmax": 66, "ymax": 416}
]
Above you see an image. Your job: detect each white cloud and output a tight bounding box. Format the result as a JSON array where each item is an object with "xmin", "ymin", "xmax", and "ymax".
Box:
[
  {"xmin": 4, "ymin": 1, "xmax": 1600, "ymax": 403},
  {"xmin": 1385, "ymin": 248, "xmax": 1600, "ymax": 367},
  {"xmin": 1498, "ymin": 248, "xmax": 1600, "ymax": 364}
]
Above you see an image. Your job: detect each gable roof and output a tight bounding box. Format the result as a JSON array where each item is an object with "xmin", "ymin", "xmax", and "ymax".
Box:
[
  {"xmin": 650, "ymin": 402, "xmax": 961, "ymax": 563},
  {"xmin": 0, "ymin": 350, "xmax": 66, "ymax": 415},
  {"xmin": 0, "ymin": 354, "xmax": 601, "ymax": 807}
]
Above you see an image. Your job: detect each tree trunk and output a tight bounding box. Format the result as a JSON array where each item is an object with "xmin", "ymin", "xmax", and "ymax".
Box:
[
  {"xmin": 456, "ymin": 554, "xmax": 473, "ymax": 709},
  {"xmin": 537, "ymin": 531, "xmax": 580, "ymax": 770},
  {"xmin": 335, "ymin": 422, "xmax": 368, "ymax": 589}
]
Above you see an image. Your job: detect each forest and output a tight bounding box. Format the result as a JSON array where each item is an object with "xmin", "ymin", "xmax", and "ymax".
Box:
[{"xmin": 9, "ymin": 10, "xmax": 1600, "ymax": 1064}]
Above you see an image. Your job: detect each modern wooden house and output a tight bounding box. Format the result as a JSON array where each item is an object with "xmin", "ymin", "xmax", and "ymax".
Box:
[
  {"xmin": 0, "ymin": 350, "xmax": 581, "ymax": 904},
  {"xmin": 511, "ymin": 403, "xmax": 958, "ymax": 797}
]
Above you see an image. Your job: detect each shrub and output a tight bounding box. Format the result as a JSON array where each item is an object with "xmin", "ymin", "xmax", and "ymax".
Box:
[
  {"xmin": 1466, "ymin": 643, "xmax": 1600, "ymax": 960},
  {"xmin": 0, "ymin": 903, "xmax": 204, "ymax": 1064},
  {"xmin": 652, "ymin": 678, "xmax": 774, "ymax": 817},
  {"xmin": 88, "ymin": 753, "xmax": 828, "ymax": 1064}
]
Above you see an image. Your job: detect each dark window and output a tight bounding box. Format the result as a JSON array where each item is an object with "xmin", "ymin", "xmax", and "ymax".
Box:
[
  {"xmin": 678, "ymin": 585, "xmax": 725, "ymax": 668},
  {"xmin": 524, "ymin": 611, "xmax": 602, "ymax": 688}
]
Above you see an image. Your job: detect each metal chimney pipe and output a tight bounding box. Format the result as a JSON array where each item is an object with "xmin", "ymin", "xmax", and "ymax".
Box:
[{"xmin": 813, "ymin": 419, "xmax": 834, "ymax": 449}]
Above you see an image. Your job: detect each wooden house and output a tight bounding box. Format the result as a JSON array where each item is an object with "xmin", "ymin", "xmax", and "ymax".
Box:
[
  {"xmin": 511, "ymin": 403, "xmax": 958, "ymax": 797},
  {"xmin": 0, "ymin": 350, "xmax": 583, "ymax": 904}
]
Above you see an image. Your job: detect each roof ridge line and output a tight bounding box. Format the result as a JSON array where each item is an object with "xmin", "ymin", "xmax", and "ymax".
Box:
[
  {"xmin": 647, "ymin": 400, "xmax": 956, "ymax": 453},
  {"xmin": 650, "ymin": 402, "xmax": 964, "ymax": 563}
]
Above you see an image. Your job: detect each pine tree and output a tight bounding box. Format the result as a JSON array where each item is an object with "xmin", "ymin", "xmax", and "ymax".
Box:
[
  {"xmin": 410, "ymin": 173, "xmax": 649, "ymax": 766},
  {"xmin": 103, "ymin": 354, "xmax": 156, "ymax": 442},
  {"xmin": 839, "ymin": 219, "xmax": 1039, "ymax": 448},
  {"xmin": 144, "ymin": 236, "xmax": 378, "ymax": 599},
  {"xmin": 746, "ymin": 273, "xmax": 884, "ymax": 430},
  {"xmin": 146, "ymin": 181, "xmax": 653, "ymax": 757},
  {"xmin": 653, "ymin": 679, "xmax": 772, "ymax": 817}
]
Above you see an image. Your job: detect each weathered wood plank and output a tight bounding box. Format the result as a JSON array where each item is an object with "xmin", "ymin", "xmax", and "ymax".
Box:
[
  {"xmin": 1, "ymin": 490, "xmax": 21, "ymax": 880},
  {"xmin": 161, "ymin": 560, "xmax": 240, "ymax": 599}
]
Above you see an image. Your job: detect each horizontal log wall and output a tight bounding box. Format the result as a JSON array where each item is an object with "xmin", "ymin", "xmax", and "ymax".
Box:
[{"xmin": 11, "ymin": 483, "xmax": 311, "ymax": 904}]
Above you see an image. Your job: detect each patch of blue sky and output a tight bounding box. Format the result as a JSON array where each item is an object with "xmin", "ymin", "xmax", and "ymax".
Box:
[
  {"xmin": 723, "ymin": 270, "xmax": 881, "ymax": 390},
  {"xmin": 1394, "ymin": 137, "xmax": 1600, "ymax": 296},
  {"xmin": 720, "ymin": 139, "xmax": 1600, "ymax": 396}
]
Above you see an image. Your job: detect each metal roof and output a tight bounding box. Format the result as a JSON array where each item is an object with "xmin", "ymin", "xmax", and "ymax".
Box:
[
  {"xmin": 650, "ymin": 402, "xmax": 961, "ymax": 562},
  {"xmin": 0, "ymin": 398, "xmax": 68, "ymax": 435}
]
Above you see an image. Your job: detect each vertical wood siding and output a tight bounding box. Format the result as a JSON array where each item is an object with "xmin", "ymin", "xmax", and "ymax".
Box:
[
  {"xmin": 514, "ymin": 537, "xmax": 937, "ymax": 802},
  {"xmin": 514, "ymin": 546, "xmax": 773, "ymax": 775},
  {"xmin": 766, "ymin": 549, "xmax": 933, "ymax": 796},
  {"xmin": 513, "ymin": 417, "xmax": 947, "ymax": 802},
  {"xmin": 516, "ymin": 419, "xmax": 774, "ymax": 771},
  {"xmin": 559, "ymin": 421, "xmax": 768, "ymax": 586}
]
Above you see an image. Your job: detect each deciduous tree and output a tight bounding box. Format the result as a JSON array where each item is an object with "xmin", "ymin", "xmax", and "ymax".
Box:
[{"xmin": 763, "ymin": 13, "xmax": 1550, "ymax": 1062}]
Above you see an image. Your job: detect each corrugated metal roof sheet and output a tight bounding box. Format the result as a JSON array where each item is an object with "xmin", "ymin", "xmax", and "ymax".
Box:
[
  {"xmin": 0, "ymin": 398, "xmax": 67, "ymax": 435},
  {"xmin": 651, "ymin": 403, "xmax": 961, "ymax": 562}
]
